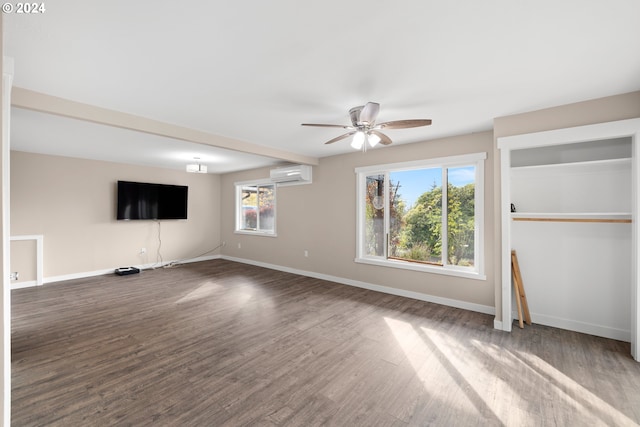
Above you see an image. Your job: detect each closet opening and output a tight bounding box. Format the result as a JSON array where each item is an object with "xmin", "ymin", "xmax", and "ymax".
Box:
[{"xmin": 497, "ymin": 118, "xmax": 640, "ymax": 361}]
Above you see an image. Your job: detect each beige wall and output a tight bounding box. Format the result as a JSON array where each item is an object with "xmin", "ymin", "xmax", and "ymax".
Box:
[
  {"xmin": 494, "ymin": 91, "xmax": 640, "ymax": 139},
  {"xmin": 9, "ymin": 240, "xmax": 35, "ymax": 283},
  {"xmin": 492, "ymin": 90, "xmax": 640, "ymax": 322},
  {"xmin": 221, "ymin": 131, "xmax": 496, "ymax": 310},
  {"xmin": 10, "ymin": 151, "xmax": 221, "ymax": 280}
]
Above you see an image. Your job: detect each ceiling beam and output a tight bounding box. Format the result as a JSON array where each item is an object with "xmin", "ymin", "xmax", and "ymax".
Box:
[{"xmin": 11, "ymin": 87, "xmax": 319, "ymax": 166}]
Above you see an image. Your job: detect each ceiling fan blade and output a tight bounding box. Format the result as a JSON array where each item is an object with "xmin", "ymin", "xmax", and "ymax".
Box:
[
  {"xmin": 370, "ymin": 130, "xmax": 393, "ymax": 145},
  {"xmin": 377, "ymin": 119, "xmax": 432, "ymax": 129},
  {"xmin": 358, "ymin": 102, "xmax": 380, "ymax": 125},
  {"xmin": 301, "ymin": 123, "xmax": 354, "ymax": 129},
  {"xmin": 324, "ymin": 131, "xmax": 356, "ymax": 145}
]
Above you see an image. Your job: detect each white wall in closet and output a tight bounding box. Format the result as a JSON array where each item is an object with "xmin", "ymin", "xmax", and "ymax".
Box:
[{"xmin": 510, "ymin": 138, "xmax": 632, "ymax": 341}]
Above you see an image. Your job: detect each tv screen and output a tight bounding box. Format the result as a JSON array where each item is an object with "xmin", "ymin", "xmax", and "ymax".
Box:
[{"xmin": 117, "ymin": 181, "xmax": 188, "ymax": 220}]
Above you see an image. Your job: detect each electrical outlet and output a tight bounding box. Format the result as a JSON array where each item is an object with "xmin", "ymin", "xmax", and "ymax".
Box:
[
  {"xmin": 10, "ymin": 272, "xmax": 18, "ymax": 281},
  {"xmin": 304, "ymin": 250, "xmax": 309, "ymax": 258},
  {"xmin": 222, "ymin": 241, "xmax": 226, "ymax": 247},
  {"xmin": 139, "ymin": 248, "xmax": 147, "ymax": 255},
  {"xmin": 237, "ymin": 242, "xmax": 241, "ymax": 249}
]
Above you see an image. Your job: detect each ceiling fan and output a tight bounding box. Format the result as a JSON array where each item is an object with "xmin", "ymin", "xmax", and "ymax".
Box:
[{"xmin": 301, "ymin": 102, "xmax": 432, "ymax": 150}]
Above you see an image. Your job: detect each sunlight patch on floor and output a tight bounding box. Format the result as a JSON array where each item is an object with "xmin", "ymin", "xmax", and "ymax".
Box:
[
  {"xmin": 176, "ymin": 281, "xmax": 224, "ymax": 304},
  {"xmin": 467, "ymin": 337, "xmax": 638, "ymax": 426},
  {"xmin": 511, "ymin": 350, "xmax": 636, "ymax": 426},
  {"xmin": 419, "ymin": 326, "xmax": 514, "ymax": 425},
  {"xmin": 467, "ymin": 339, "xmax": 540, "ymax": 423},
  {"xmin": 384, "ymin": 317, "xmax": 506, "ymax": 424}
]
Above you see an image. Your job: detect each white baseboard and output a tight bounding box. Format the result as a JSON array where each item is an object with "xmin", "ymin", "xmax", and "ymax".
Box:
[
  {"xmin": 32, "ymin": 255, "xmax": 221, "ymax": 287},
  {"xmin": 496, "ymin": 311, "xmax": 628, "ymax": 341},
  {"xmin": 221, "ymin": 255, "xmax": 495, "ymax": 317},
  {"xmin": 171, "ymin": 255, "xmax": 221, "ymax": 266},
  {"xmin": 11, "ymin": 280, "xmax": 38, "ymax": 290},
  {"xmin": 525, "ymin": 312, "xmax": 630, "ymax": 342},
  {"xmin": 44, "ymin": 267, "xmax": 118, "ymax": 284}
]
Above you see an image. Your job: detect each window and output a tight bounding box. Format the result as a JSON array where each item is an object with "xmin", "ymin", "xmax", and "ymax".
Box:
[
  {"xmin": 355, "ymin": 152, "xmax": 486, "ymax": 279},
  {"xmin": 235, "ymin": 180, "xmax": 276, "ymax": 236}
]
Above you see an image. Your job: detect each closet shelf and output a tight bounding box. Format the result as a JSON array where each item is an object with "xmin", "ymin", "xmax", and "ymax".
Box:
[
  {"xmin": 510, "ymin": 157, "xmax": 631, "ymax": 171},
  {"xmin": 511, "ymin": 212, "xmax": 631, "ymax": 223}
]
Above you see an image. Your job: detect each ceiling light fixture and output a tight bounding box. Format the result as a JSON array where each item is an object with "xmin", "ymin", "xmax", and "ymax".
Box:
[
  {"xmin": 302, "ymin": 102, "xmax": 432, "ymax": 152},
  {"xmin": 350, "ymin": 131, "xmax": 366, "ymax": 150},
  {"xmin": 350, "ymin": 131, "xmax": 382, "ymax": 152},
  {"xmin": 367, "ymin": 132, "xmax": 381, "ymax": 147},
  {"xmin": 186, "ymin": 157, "xmax": 207, "ymax": 173}
]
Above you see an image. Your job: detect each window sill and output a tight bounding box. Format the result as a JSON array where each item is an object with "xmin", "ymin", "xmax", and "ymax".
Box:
[
  {"xmin": 234, "ymin": 230, "xmax": 277, "ymax": 238},
  {"xmin": 355, "ymin": 257, "xmax": 486, "ymax": 281}
]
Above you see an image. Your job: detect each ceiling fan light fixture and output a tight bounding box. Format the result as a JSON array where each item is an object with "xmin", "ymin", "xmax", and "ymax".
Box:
[
  {"xmin": 367, "ymin": 133, "xmax": 381, "ymax": 147},
  {"xmin": 351, "ymin": 131, "xmax": 366, "ymax": 150}
]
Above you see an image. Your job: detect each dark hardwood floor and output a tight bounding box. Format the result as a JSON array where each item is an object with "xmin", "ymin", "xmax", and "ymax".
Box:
[{"xmin": 11, "ymin": 259, "xmax": 640, "ymax": 426}]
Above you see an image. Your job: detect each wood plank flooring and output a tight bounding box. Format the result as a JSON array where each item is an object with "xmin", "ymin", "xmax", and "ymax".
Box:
[{"xmin": 11, "ymin": 259, "xmax": 640, "ymax": 426}]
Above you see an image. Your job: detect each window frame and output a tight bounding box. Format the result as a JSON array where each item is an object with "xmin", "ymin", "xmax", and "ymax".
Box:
[
  {"xmin": 234, "ymin": 179, "xmax": 277, "ymax": 237},
  {"xmin": 355, "ymin": 152, "xmax": 486, "ymax": 280}
]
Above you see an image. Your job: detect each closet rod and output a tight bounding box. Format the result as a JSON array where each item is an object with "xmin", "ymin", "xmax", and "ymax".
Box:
[{"xmin": 513, "ymin": 218, "xmax": 631, "ymax": 224}]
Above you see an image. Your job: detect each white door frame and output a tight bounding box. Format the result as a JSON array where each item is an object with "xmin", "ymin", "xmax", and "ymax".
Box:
[{"xmin": 497, "ymin": 118, "xmax": 640, "ymax": 361}]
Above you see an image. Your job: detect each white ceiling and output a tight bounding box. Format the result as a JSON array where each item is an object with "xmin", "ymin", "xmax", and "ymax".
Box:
[
  {"xmin": 10, "ymin": 108, "xmax": 282, "ymax": 173},
  {"xmin": 5, "ymin": 1, "xmax": 640, "ymax": 173}
]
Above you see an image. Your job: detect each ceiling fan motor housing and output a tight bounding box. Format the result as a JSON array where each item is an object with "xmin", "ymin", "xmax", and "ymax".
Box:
[{"xmin": 349, "ymin": 106, "xmax": 365, "ymax": 126}]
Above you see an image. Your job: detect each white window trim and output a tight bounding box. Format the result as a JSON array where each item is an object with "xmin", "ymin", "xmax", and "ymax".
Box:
[
  {"xmin": 234, "ymin": 178, "xmax": 277, "ymax": 237},
  {"xmin": 355, "ymin": 152, "xmax": 486, "ymax": 280}
]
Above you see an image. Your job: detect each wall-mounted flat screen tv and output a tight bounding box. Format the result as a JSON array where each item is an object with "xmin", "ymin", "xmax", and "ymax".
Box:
[{"xmin": 117, "ymin": 181, "xmax": 188, "ymax": 220}]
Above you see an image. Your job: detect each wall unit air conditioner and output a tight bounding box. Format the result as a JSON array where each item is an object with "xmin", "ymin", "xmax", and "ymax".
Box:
[{"xmin": 270, "ymin": 164, "xmax": 312, "ymax": 186}]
